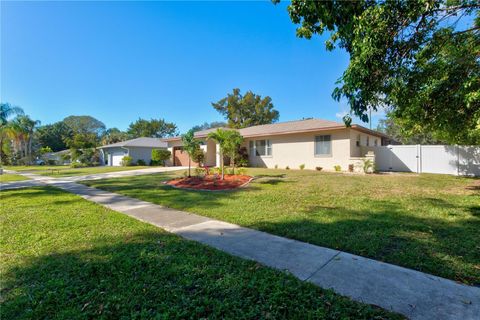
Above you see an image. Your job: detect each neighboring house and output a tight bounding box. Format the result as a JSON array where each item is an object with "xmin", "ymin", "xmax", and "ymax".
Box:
[
  {"xmin": 162, "ymin": 118, "xmax": 389, "ymax": 171},
  {"xmin": 98, "ymin": 137, "xmax": 168, "ymax": 166},
  {"xmin": 42, "ymin": 149, "xmax": 71, "ymax": 165}
]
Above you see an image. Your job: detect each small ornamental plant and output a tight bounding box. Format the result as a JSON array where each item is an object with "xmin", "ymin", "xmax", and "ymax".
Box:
[{"xmin": 299, "ymin": 164, "xmax": 305, "ymax": 170}]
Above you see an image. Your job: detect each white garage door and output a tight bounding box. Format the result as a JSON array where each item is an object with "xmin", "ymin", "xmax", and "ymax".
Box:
[{"xmin": 111, "ymin": 151, "xmax": 127, "ymax": 166}]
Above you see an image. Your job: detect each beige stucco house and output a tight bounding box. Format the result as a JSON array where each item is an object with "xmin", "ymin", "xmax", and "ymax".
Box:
[{"xmin": 162, "ymin": 118, "xmax": 389, "ymax": 171}]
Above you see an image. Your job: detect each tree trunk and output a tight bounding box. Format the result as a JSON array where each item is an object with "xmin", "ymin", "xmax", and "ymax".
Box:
[
  {"xmin": 220, "ymin": 151, "xmax": 224, "ymax": 180},
  {"xmin": 188, "ymin": 157, "xmax": 191, "ymax": 177}
]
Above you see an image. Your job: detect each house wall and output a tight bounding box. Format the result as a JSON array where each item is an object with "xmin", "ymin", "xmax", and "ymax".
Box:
[
  {"xmin": 128, "ymin": 147, "xmax": 157, "ymax": 164},
  {"xmin": 245, "ymin": 129, "xmax": 353, "ymax": 171},
  {"xmin": 204, "ymin": 139, "xmax": 216, "ymax": 166},
  {"xmin": 349, "ymin": 129, "xmax": 383, "ymax": 158}
]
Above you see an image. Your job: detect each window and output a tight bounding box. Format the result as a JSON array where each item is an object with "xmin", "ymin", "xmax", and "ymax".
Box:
[
  {"xmin": 374, "ymin": 139, "xmax": 378, "ymax": 146},
  {"xmin": 249, "ymin": 140, "xmax": 272, "ymax": 156},
  {"xmin": 366, "ymin": 136, "xmax": 370, "ymax": 146},
  {"xmin": 315, "ymin": 135, "xmax": 331, "ymax": 156},
  {"xmin": 356, "ymin": 134, "xmax": 361, "ymax": 147}
]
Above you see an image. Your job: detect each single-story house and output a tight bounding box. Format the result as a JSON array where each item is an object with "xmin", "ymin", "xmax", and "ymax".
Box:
[
  {"xmin": 41, "ymin": 149, "xmax": 71, "ymax": 165},
  {"xmin": 162, "ymin": 118, "xmax": 390, "ymax": 171},
  {"xmin": 98, "ymin": 137, "xmax": 168, "ymax": 166}
]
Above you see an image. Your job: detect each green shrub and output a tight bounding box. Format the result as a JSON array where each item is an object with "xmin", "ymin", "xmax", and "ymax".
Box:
[
  {"xmin": 334, "ymin": 165, "xmax": 341, "ymax": 172},
  {"xmin": 121, "ymin": 156, "xmax": 133, "ymax": 167},
  {"xmin": 237, "ymin": 168, "xmax": 247, "ymax": 175},
  {"xmin": 274, "ymin": 164, "xmax": 278, "ymax": 169},
  {"xmin": 316, "ymin": 166, "xmax": 323, "ymax": 171},
  {"xmin": 286, "ymin": 166, "xmax": 290, "ymax": 170},
  {"xmin": 235, "ymin": 147, "xmax": 249, "ymax": 167},
  {"xmin": 70, "ymin": 162, "xmax": 87, "ymax": 168},
  {"xmin": 151, "ymin": 149, "xmax": 171, "ymax": 166},
  {"xmin": 363, "ymin": 159, "xmax": 375, "ymax": 174},
  {"xmin": 47, "ymin": 160, "xmax": 57, "ymax": 166},
  {"xmin": 299, "ymin": 164, "xmax": 305, "ymax": 170},
  {"xmin": 137, "ymin": 159, "xmax": 146, "ymax": 166},
  {"xmin": 192, "ymin": 148, "xmax": 205, "ymax": 165},
  {"xmin": 194, "ymin": 167, "xmax": 206, "ymax": 177}
]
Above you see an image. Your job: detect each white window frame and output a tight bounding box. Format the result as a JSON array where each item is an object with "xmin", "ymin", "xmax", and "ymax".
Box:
[
  {"xmin": 249, "ymin": 139, "xmax": 272, "ymax": 157},
  {"xmin": 314, "ymin": 135, "xmax": 332, "ymax": 157},
  {"xmin": 366, "ymin": 136, "xmax": 370, "ymax": 146},
  {"xmin": 356, "ymin": 134, "xmax": 361, "ymax": 147}
]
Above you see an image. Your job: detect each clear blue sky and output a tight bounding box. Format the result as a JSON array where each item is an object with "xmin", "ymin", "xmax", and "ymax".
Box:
[{"xmin": 1, "ymin": 1, "xmax": 384, "ymax": 133}]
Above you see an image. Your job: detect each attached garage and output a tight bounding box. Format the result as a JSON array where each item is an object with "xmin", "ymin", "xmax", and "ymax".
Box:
[
  {"xmin": 173, "ymin": 147, "xmax": 197, "ymax": 166},
  {"xmin": 110, "ymin": 150, "xmax": 127, "ymax": 166}
]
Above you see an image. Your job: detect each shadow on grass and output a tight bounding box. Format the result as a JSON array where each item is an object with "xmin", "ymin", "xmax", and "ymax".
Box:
[
  {"xmin": 80, "ymin": 173, "xmax": 480, "ymax": 285},
  {"xmin": 1, "ymin": 231, "xmax": 398, "ymax": 319}
]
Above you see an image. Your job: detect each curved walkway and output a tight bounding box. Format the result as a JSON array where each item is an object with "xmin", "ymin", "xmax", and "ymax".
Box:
[{"xmin": 1, "ymin": 171, "xmax": 479, "ymax": 320}]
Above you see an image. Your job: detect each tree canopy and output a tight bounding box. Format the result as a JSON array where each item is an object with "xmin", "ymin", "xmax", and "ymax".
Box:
[
  {"xmin": 127, "ymin": 118, "xmax": 178, "ymax": 138},
  {"xmin": 101, "ymin": 128, "xmax": 128, "ymax": 145},
  {"xmin": 36, "ymin": 121, "xmax": 72, "ymax": 151},
  {"xmin": 212, "ymin": 88, "xmax": 280, "ymax": 129},
  {"xmin": 275, "ymin": 0, "xmax": 480, "ymax": 144},
  {"xmin": 190, "ymin": 121, "xmax": 227, "ymax": 132}
]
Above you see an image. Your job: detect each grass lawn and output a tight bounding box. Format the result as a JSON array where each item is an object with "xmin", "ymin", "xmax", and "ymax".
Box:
[
  {"xmin": 81, "ymin": 168, "xmax": 480, "ymax": 285},
  {"xmin": 0, "ymin": 173, "xmax": 30, "ymax": 182},
  {"xmin": 5, "ymin": 165, "xmax": 150, "ymax": 177},
  {"xmin": 0, "ymin": 187, "xmax": 401, "ymax": 319}
]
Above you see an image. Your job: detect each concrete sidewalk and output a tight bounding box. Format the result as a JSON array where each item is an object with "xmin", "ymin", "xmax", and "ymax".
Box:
[{"xmin": 2, "ymin": 174, "xmax": 479, "ymax": 319}]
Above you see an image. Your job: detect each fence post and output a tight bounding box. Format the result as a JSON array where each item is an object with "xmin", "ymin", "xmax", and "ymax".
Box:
[{"xmin": 417, "ymin": 144, "xmax": 421, "ymax": 174}]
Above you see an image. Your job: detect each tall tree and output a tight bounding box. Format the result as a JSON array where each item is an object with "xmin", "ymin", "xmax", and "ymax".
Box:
[
  {"xmin": 35, "ymin": 121, "xmax": 73, "ymax": 152},
  {"xmin": 190, "ymin": 121, "xmax": 227, "ymax": 133},
  {"xmin": 0, "ymin": 103, "xmax": 24, "ymax": 126},
  {"xmin": 63, "ymin": 115, "xmax": 106, "ymax": 136},
  {"xmin": 63, "ymin": 116, "xmax": 106, "ymax": 150},
  {"xmin": 127, "ymin": 118, "xmax": 178, "ymax": 138},
  {"xmin": 212, "ymin": 88, "xmax": 279, "ymax": 129},
  {"xmin": 9, "ymin": 115, "xmax": 40, "ymax": 162},
  {"xmin": 101, "ymin": 128, "xmax": 128, "ymax": 145},
  {"xmin": 275, "ymin": 1, "xmax": 480, "ymax": 144},
  {"xmin": 377, "ymin": 115, "xmax": 446, "ymax": 145},
  {"xmin": 0, "ymin": 103, "xmax": 24, "ymax": 163},
  {"xmin": 181, "ymin": 129, "xmax": 201, "ymax": 177}
]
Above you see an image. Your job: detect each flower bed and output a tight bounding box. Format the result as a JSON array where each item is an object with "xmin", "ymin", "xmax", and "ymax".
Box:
[{"xmin": 166, "ymin": 174, "xmax": 253, "ymax": 191}]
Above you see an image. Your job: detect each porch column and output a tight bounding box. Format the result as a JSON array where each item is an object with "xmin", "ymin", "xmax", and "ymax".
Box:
[{"xmin": 215, "ymin": 143, "xmax": 221, "ymax": 167}]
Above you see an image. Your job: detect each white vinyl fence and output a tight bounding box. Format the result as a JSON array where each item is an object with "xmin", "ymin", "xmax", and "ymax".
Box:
[{"xmin": 373, "ymin": 145, "xmax": 480, "ymax": 176}]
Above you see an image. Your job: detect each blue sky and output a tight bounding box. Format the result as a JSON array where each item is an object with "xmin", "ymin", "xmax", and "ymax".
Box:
[{"xmin": 1, "ymin": 1, "xmax": 384, "ymax": 133}]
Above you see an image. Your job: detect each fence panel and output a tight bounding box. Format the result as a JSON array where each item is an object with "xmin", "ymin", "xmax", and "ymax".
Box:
[
  {"xmin": 420, "ymin": 145, "xmax": 458, "ymax": 175},
  {"xmin": 373, "ymin": 145, "xmax": 479, "ymax": 176}
]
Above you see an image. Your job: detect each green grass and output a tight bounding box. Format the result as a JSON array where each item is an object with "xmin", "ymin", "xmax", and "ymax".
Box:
[
  {"xmin": 0, "ymin": 173, "xmax": 30, "ymax": 182},
  {"xmin": 0, "ymin": 187, "xmax": 401, "ymax": 319},
  {"xmin": 5, "ymin": 165, "xmax": 150, "ymax": 177},
  {"xmin": 81, "ymin": 168, "xmax": 480, "ymax": 285}
]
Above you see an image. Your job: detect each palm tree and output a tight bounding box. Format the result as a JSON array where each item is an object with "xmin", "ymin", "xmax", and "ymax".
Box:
[
  {"xmin": 222, "ymin": 130, "xmax": 243, "ymax": 175},
  {"xmin": 9, "ymin": 115, "xmax": 40, "ymax": 163},
  {"xmin": 1, "ymin": 103, "xmax": 24, "ymax": 126},
  {"xmin": 208, "ymin": 128, "xmax": 239, "ymax": 180},
  {"xmin": 181, "ymin": 129, "xmax": 200, "ymax": 177},
  {"xmin": 0, "ymin": 103, "xmax": 24, "ymax": 163}
]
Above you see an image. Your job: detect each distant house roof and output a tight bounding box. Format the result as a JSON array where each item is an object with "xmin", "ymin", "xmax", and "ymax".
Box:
[
  {"xmin": 98, "ymin": 137, "xmax": 168, "ymax": 149},
  {"xmin": 162, "ymin": 118, "xmax": 388, "ymax": 141}
]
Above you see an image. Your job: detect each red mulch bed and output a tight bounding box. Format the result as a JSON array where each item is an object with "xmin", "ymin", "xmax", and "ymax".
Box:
[{"xmin": 166, "ymin": 174, "xmax": 253, "ymax": 191}]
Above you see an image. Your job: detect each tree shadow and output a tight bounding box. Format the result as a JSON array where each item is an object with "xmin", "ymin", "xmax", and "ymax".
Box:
[
  {"xmin": 250, "ymin": 200, "xmax": 480, "ymax": 285},
  {"xmin": 1, "ymin": 231, "xmax": 396, "ymax": 319}
]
